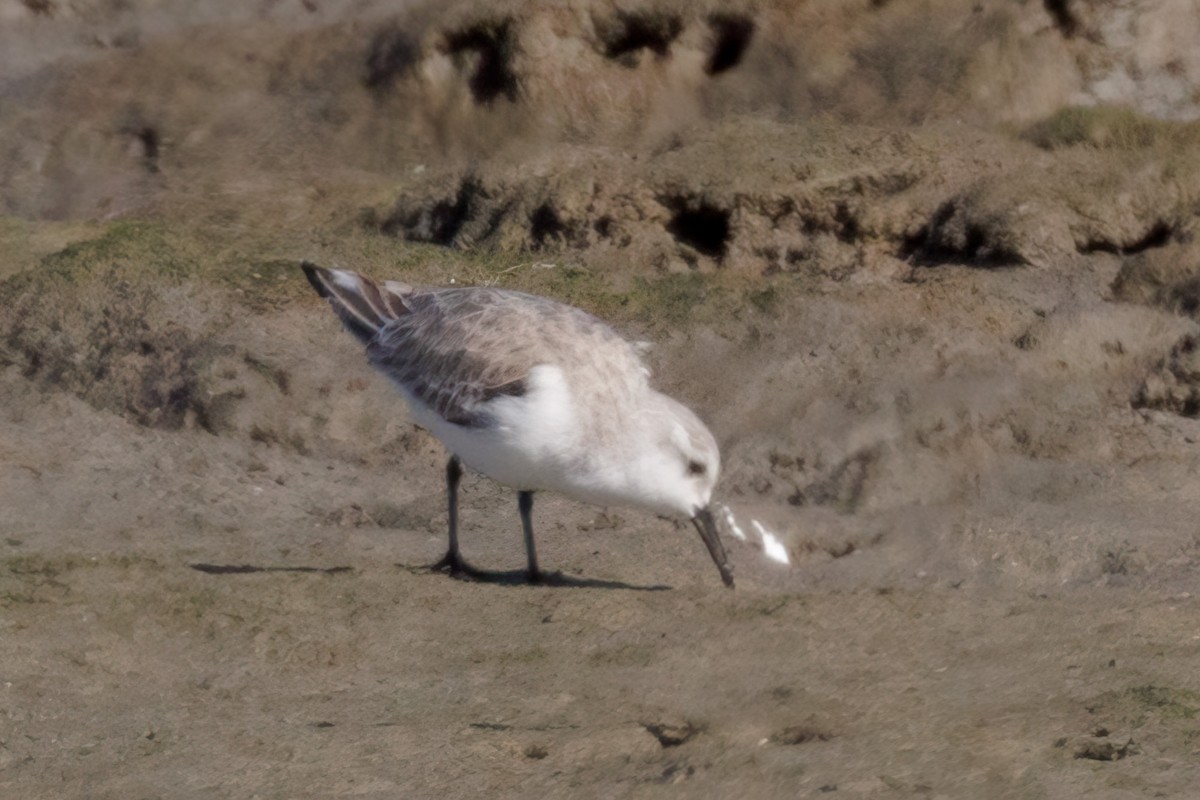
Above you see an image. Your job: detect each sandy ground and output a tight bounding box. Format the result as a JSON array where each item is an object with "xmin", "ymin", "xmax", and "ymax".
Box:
[
  {"xmin": 4, "ymin": 1, "xmax": 1200, "ymax": 798},
  {"xmin": 4, "ymin": 382, "xmax": 1200, "ymax": 800}
]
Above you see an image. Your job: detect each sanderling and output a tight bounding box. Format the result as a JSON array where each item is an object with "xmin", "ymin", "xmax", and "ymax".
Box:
[{"xmin": 303, "ymin": 263, "xmax": 734, "ymax": 588}]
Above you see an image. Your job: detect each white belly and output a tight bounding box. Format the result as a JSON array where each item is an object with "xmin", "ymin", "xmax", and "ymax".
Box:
[
  {"xmin": 396, "ymin": 364, "xmax": 694, "ymax": 518},
  {"xmin": 406, "ymin": 364, "xmax": 596, "ymax": 493}
]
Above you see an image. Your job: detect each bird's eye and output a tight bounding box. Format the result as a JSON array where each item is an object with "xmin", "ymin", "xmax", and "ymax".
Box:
[{"xmin": 687, "ymin": 460, "xmax": 706, "ymax": 476}]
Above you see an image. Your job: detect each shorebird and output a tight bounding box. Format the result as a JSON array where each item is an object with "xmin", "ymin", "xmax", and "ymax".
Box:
[{"xmin": 303, "ymin": 263, "xmax": 733, "ymax": 588}]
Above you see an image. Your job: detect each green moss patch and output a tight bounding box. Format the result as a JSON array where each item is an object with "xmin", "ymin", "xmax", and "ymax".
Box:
[{"xmin": 1022, "ymin": 106, "xmax": 1200, "ymax": 152}]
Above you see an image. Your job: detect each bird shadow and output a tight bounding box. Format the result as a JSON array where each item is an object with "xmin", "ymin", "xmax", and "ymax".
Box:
[
  {"xmin": 189, "ymin": 563, "xmax": 353, "ymax": 575},
  {"xmin": 397, "ymin": 563, "xmax": 672, "ymax": 592},
  {"xmin": 187, "ymin": 562, "xmax": 669, "ymax": 591}
]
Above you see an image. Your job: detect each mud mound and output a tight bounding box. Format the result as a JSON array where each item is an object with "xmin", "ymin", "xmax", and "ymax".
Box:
[
  {"xmin": 1074, "ymin": 685, "xmax": 1200, "ymax": 764},
  {"xmin": 372, "ymin": 121, "xmax": 928, "ymax": 274},
  {"xmin": 0, "ymin": 223, "xmax": 443, "ymax": 472},
  {"xmin": 1112, "ymin": 238, "xmax": 1200, "ymax": 315},
  {"xmin": 0, "ymin": 227, "xmax": 289, "ymax": 439},
  {"xmin": 6, "ymin": 0, "xmax": 1200, "ymax": 224},
  {"xmin": 371, "ymin": 116, "xmax": 1200, "ymax": 276},
  {"xmin": 1112, "ymin": 238, "xmax": 1200, "ymax": 420},
  {"xmin": 0, "ymin": 223, "xmax": 226, "ymax": 429}
]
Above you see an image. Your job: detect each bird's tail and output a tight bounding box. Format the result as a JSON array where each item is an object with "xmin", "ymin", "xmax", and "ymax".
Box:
[{"xmin": 302, "ymin": 263, "xmax": 413, "ymax": 345}]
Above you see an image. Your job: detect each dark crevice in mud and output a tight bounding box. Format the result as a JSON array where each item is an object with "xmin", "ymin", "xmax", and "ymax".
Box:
[
  {"xmin": 599, "ymin": 11, "xmax": 683, "ymax": 66},
  {"xmin": 1133, "ymin": 334, "xmax": 1200, "ymax": 418},
  {"xmin": 907, "ymin": 227, "xmax": 1019, "ymax": 267},
  {"xmin": 641, "ymin": 721, "xmax": 703, "ymax": 748},
  {"xmin": 21, "ymin": 0, "xmax": 54, "ymax": 16},
  {"xmin": 898, "ymin": 208, "xmax": 943, "ymax": 263},
  {"xmin": 663, "ymin": 197, "xmax": 731, "ymax": 259},
  {"xmin": 126, "ymin": 126, "xmax": 159, "ymax": 173},
  {"xmin": 771, "ymin": 725, "xmax": 837, "ymax": 745},
  {"xmin": 1079, "ymin": 220, "xmax": 1176, "ymax": 256},
  {"xmin": 831, "ymin": 201, "xmax": 861, "ymax": 244},
  {"xmin": 364, "ymin": 26, "xmax": 419, "ymax": 92},
  {"xmin": 442, "ymin": 19, "xmax": 519, "ymax": 104},
  {"xmin": 1043, "ymin": 0, "xmax": 1080, "ymax": 39},
  {"xmin": 901, "ymin": 201, "xmax": 1026, "ymax": 268},
  {"xmin": 1170, "ymin": 280, "xmax": 1200, "ymax": 317},
  {"xmin": 705, "ymin": 13, "xmax": 756, "ymax": 75},
  {"xmin": 482, "ymin": 201, "xmax": 513, "ymax": 245},
  {"xmin": 529, "ymin": 203, "xmax": 567, "ymax": 249},
  {"xmin": 384, "ymin": 175, "xmax": 482, "ymax": 245}
]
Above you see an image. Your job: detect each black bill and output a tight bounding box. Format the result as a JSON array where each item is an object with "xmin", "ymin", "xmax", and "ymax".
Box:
[{"xmin": 692, "ymin": 506, "xmax": 735, "ymax": 589}]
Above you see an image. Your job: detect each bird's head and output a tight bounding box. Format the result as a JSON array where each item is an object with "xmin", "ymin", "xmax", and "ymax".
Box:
[{"xmin": 637, "ymin": 394, "xmax": 733, "ymax": 588}]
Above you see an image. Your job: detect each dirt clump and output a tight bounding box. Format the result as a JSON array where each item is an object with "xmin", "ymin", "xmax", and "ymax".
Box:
[
  {"xmin": 0, "ymin": 223, "xmax": 225, "ymax": 430},
  {"xmin": 1132, "ymin": 333, "xmax": 1200, "ymax": 418},
  {"xmin": 1112, "ymin": 237, "xmax": 1200, "ymax": 316}
]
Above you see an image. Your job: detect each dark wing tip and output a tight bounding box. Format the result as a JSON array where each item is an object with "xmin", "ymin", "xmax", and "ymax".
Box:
[
  {"xmin": 301, "ymin": 262, "xmax": 331, "ymax": 298},
  {"xmin": 479, "ymin": 377, "xmax": 528, "ymax": 403}
]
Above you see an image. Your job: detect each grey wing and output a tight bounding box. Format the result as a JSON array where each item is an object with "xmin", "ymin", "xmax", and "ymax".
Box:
[
  {"xmin": 366, "ymin": 288, "xmax": 650, "ymax": 428},
  {"xmin": 365, "ymin": 291, "xmax": 537, "ymax": 428}
]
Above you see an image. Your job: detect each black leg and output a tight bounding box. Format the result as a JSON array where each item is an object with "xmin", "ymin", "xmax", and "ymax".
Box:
[
  {"xmin": 430, "ymin": 456, "xmax": 481, "ymax": 578},
  {"xmin": 519, "ymin": 490, "xmax": 540, "ymax": 582},
  {"xmin": 446, "ymin": 455, "xmax": 462, "ymax": 560}
]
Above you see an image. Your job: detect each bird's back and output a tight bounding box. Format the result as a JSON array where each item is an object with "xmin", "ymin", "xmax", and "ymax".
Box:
[
  {"xmin": 304, "ymin": 265, "xmax": 650, "ymax": 432},
  {"xmin": 369, "ymin": 286, "xmax": 650, "ymax": 429}
]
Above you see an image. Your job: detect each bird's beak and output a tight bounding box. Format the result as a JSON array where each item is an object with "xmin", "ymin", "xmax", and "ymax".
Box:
[{"xmin": 692, "ymin": 506, "xmax": 734, "ymax": 589}]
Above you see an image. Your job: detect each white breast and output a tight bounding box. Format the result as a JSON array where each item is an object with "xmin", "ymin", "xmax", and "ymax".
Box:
[{"xmin": 411, "ymin": 364, "xmax": 584, "ymax": 492}]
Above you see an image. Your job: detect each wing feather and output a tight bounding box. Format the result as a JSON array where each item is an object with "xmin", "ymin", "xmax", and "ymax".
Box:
[
  {"xmin": 366, "ymin": 287, "xmax": 648, "ymax": 428},
  {"xmin": 368, "ymin": 290, "xmax": 537, "ymax": 427}
]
